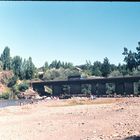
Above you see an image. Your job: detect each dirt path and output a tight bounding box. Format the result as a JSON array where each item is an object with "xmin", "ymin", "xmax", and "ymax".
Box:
[{"xmin": 0, "ymin": 98, "xmax": 139, "ymax": 140}]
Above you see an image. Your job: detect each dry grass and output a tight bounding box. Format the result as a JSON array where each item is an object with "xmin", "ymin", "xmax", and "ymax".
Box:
[
  {"xmin": 44, "ymin": 98, "xmax": 124, "ymax": 107},
  {"xmin": 67, "ymin": 98, "xmax": 124, "ymax": 106}
]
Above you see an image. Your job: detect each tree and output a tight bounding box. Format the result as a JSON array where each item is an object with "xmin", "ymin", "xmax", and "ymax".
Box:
[
  {"xmin": 49, "ymin": 60, "xmax": 59, "ymax": 69},
  {"xmin": 122, "ymin": 42, "xmax": 140, "ymax": 71},
  {"xmin": 85, "ymin": 60, "xmax": 92, "ymax": 70},
  {"xmin": 1, "ymin": 47, "xmax": 11, "ymax": 70},
  {"xmin": 92, "ymin": 61, "xmax": 102, "ymax": 76},
  {"xmin": 12, "ymin": 56, "xmax": 22, "ymax": 79},
  {"xmin": 25, "ymin": 57, "xmax": 36, "ymax": 79},
  {"xmin": 19, "ymin": 59, "xmax": 27, "ymax": 80},
  {"xmin": 43, "ymin": 61, "xmax": 49, "ymax": 72},
  {"xmin": 7, "ymin": 76, "xmax": 18, "ymax": 87},
  {"xmin": 101, "ymin": 57, "xmax": 111, "ymax": 77},
  {"xmin": 49, "ymin": 60, "xmax": 74, "ymax": 69},
  {"xmin": 0, "ymin": 60, "xmax": 3, "ymax": 71},
  {"xmin": 110, "ymin": 64, "xmax": 117, "ymax": 72},
  {"xmin": 118, "ymin": 64, "xmax": 129, "ymax": 76},
  {"xmin": 122, "ymin": 47, "xmax": 137, "ymax": 71},
  {"xmin": 136, "ymin": 42, "xmax": 140, "ymax": 66},
  {"xmin": 109, "ymin": 70, "xmax": 122, "ymax": 77},
  {"xmin": 18, "ymin": 82, "xmax": 29, "ymax": 92},
  {"xmin": 63, "ymin": 62, "xmax": 73, "ymax": 69}
]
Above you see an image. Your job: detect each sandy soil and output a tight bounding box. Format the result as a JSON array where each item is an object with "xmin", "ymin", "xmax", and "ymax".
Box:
[{"xmin": 0, "ymin": 98, "xmax": 140, "ymax": 140}]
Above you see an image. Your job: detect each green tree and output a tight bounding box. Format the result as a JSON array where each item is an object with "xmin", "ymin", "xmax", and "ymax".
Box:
[
  {"xmin": 109, "ymin": 70, "xmax": 122, "ymax": 77},
  {"xmin": 118, "ymin": 64, "xmax": 129, "ymax": 76},
  {"xmin": 12, "ymin": 56, "xmax": 22, "ymax": 79},
  {"xmin": 25, "ymin": 57, "xmax": 36, "ymax": 79},
  {"xmin": 0, "ymin": 60, "xmax": 3, "ymax": 71},
  {"xmin": 85, "ymin": 60, "xmax": 92, "ymax": 70},
  {"xmin": 63, "ymin": 62, "xmax": 73, "ymax": 69},
  {"xmin": 1, "ymin": 47, "xmax": 11, "ymax": 70},
  {"xmin": 49, "ymin": 60, "xmax": 59, "ymax": 69},
  {"xmin": 122, "ymin": 47, "xmax": 137, "ymax": 71},
  {"xmin": 136, "ymin": 42, "xmax": 140, "ymax": 66},
  {"xmin": 49, "ymin": 60, "xmax": 73, "ymax": 69},
  {"xmin": 20, "ymin": 59, "xmax": 27, "ymax": 80},
  {"xmin": 101, "ymin": 57, "xmax": 111, "ymax": 77},
  {"xmin": 92, "ymin": 61, "xmax": 102, "ymax": 76},
  {"xmin": 43, "ymin": 67, "xmax": 81, "ymax": 81},
  {"xmin": 18, "ymin": 82, "xmax": 29, "ymax": 92},
  {"xmin": 110, "ymin": 64, "xmax": 117, "ymax": 72},
  {"xmin": 7, "ymin": 76, "xmax": 18, "ymax": 87},
  {"xmin": 43, "ymin": 61, "xmax": 49, "ymax": 72}
]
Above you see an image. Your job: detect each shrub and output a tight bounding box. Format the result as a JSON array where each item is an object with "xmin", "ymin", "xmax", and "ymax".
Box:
[
  {"xmin": 18, "ymin": 82, "xmax": 29, "ymax": 92},
  {"xmin": 0, "ymin": 92, "xmax": 10, "ymax": 99},
  {"xmin": 7, "ymin": 76, "xmax": 17, "ymax": 87}
]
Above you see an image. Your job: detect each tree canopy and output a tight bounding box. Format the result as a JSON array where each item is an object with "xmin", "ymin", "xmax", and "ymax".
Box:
[{"xmin": 0, "ymin": 41, "xmax": 140, "ymax": 81}]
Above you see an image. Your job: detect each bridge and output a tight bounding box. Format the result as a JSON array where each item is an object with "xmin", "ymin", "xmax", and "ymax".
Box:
[{"xmin": 32, "ymin": 76, "xmax": 140, "ymax": 97}]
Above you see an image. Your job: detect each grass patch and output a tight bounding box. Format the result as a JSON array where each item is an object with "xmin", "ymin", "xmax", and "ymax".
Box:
[{"xmin": 45, "ymin": 98, "xmax": 124, "ymax": 107}]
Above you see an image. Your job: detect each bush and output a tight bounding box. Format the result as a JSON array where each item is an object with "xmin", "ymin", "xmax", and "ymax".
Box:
[
  {"xmin": 0, "ymin": 92, "xmax": 10, "ymax": 99},
  {"xmin": 18, "ymin": 82, "xmax": 29, "ymax": 92},
  {"xmin": 7, "ymin": 76, "xmax": 17, "ymax": 87}
]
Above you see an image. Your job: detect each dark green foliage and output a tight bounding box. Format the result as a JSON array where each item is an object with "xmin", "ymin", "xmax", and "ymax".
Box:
[
  {"xmin": 62, "ymin": 62, "xmax": 73, "ymax": 69},
  {"xmin": 43, "ymin": 68, "xmax": 81, "ymax": 81},
  {"xmin": 0, "ymin": 47, "xmax": 36, "ymax": 80},
  {"xmin": 20, "ymin": 59, "xmax": 27, "ymax": 80},
  {"xmin": 49, "ymin": 60, "xmax": 61, "ymax": 69},
  {"xmin": 85, "ymin": 60, "xmax": 92, "ymax": 70},
  {"xmin": 1, "ymin": 47, "xmax": 11, "ymax": 70},
  {"xmin": 11, "ymin": 57, "xmax": 36, "ymax": 80},
  {"xmin": 110, "ymin": 64, "xmax": 117, "ymax": 72},
  {"xmin": 122, "ymin": 47, "xmax": 137, "ymax": 71},
  {"xmin": 118, "ymin": 64, "xmax": 129, "ymax": 76},
  {"xmin": 92, "ymin": 61, "xmax": 102, "ymax": 76},
  {"xmin": 18, "ymin": 83, "xmax": 29, "ymax": 92},
  {"xmin": 122, "ymin": 42, "xmax": 140, "ymax": 71},
  {"xmin": 43, "ymin": 69, "xmax": 60, "ymax": 80},
  {"xmin": 101, "ymin": 57, "xmax": 111, "ymax": 77},
  {"xmin": 0, "ymin": 92, "xmax": 10, "ymax": 99},
  {"xmin": 1, "ymin": 41, "xmax": 140, "ymax": 83},
  {"xmin": 136, "ymin": 42, "xmax": 140, "ymax": 65},
  {"xmin": 0, "ymin": 60, "xmax": 3, "ymax": 71},
  {"xmin": 25, "ymin": 57, "xmax": 36, "ymax": 80},
  {"xmin": 7, "ymin": 76, "xmax": 17, "ymax": 87},
  {"xmin": 12, "ymin": 56, "xmax": 22, "ymax": 79},
  {"xmin": 43, "ymin": 61, "xmax": 49, "ymax": 72},
  {"xmin": 11, "ymin": 85, "xmax": 18, "ymax": 94},
  {"xmin": 49, "ymin": 60, "xmax": 74, "ymax": 69},
  {"xmin": 109, "ymin": 70, "xmax": 122, "ymax": 77}
]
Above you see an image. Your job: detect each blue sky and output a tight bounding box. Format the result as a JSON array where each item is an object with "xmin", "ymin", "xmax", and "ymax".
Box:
[{"xmin": 0, "ymin": 2, "xmax": 140, "ymax": 68}]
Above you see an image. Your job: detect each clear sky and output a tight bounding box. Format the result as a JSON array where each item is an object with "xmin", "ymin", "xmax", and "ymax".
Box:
[{"xmin": 0, "ymin": 2, "xmax": 140, "ymax": 68}]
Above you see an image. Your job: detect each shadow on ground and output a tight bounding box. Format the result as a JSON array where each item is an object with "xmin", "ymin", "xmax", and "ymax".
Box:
[{"xmin": 123, "ymin": 136, "xmax": 140, "ymax": 140}]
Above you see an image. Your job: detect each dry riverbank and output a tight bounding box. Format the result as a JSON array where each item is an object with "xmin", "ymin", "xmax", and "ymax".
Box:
[{"xmin": 0, "ymin": 98, "xmax": 139, "ymax": 140}]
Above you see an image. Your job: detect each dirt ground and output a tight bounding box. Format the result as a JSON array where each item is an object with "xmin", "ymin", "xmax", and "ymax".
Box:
[{"xmin": 0, "ymin": 97, "xmax": 140, "ymax": 140}]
